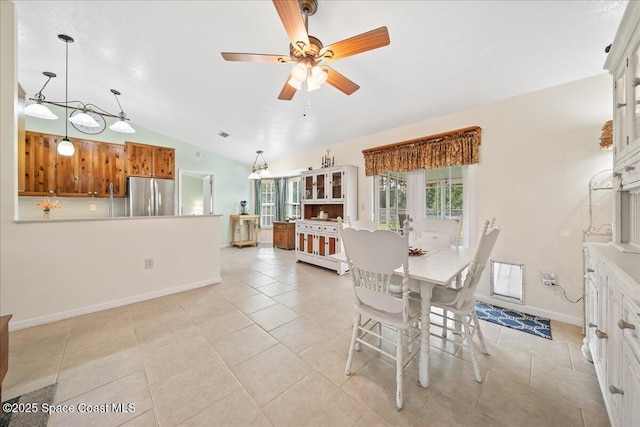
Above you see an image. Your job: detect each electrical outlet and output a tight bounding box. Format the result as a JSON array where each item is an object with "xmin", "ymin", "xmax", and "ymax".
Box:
[
  {"xmin": 145, "ymin": 258, "xmax": 153, "ymax": 270},
  {"xmin": 541, "ymin": 272, "xmax": 557, "ymax": 286},
  {"xmin": 89, "ymin": 204, "xmax": 96, "ymax": 211}
]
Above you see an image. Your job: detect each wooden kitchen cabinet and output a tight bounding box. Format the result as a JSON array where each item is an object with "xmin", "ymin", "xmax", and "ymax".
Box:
[
  {"xmin": 125, "ymin": 141, "xmax": 174, "ymax": 179},
  {"xmin": 93, "ymin": 142, "xmax": 125, "ymax": 197},
  {"xmin": 18, "ymin": 131, "xmax": 57, "ymax": 196},
  {"xmin": 56, "ymin": 139, "xmax": 125, "ymax": 197},
  {"xmin": 273, "ymin": 221, "xmax": 295, "ymax": 250}
]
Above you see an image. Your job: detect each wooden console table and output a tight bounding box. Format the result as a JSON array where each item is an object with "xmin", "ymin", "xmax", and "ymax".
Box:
[
  {"xmin": 0, "ymin": 314, "xmax": 12, "ymax": 408},
  {"xmin": 230, "ymin": 215, "xmax": 259, "ymax": 247}
]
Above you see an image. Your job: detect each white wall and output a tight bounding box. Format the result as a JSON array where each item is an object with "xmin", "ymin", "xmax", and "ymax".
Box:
[
  {"xmin": 270, "ymin": 75, "xmax": 614, "ymax": 325},
  {"xmin": 1, "ymin": 2, "xmax": 221, "ymax": 329}
]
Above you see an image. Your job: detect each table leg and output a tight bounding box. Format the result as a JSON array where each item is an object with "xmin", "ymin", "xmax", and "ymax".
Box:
[{"xmin": 419, "ymin": 282, "xmax": 434, "ymax": 388}]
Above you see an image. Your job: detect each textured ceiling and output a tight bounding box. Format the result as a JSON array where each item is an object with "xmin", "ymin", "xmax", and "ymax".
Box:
[{"xmin": 13, "ymin": 1, "xmax": 626, "ymax": 165}]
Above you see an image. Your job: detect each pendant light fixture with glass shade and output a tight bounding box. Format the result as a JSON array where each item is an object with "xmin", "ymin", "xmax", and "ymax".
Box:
[
  {"xmin": 57, "ymin": 34, "xmax": 75, "ymax": 157},
  {"xmin": 24, "ymin": 34, "xmax": 137, "ymax": 139},
  {"xmin": 23, "ymin": 71, "xmax": 58, "ymax": 120},
  {"xmin": 248, "ymin": 150, "xmax": 271, "ymax": 179},
  {"xmin": 108, "ymin": 89, "xmax": 136, "ymax": 133}
]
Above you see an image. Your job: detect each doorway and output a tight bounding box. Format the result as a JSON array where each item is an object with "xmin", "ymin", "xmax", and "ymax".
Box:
[{"xmin": 178, "ymin": 169, "xmax": 215, "ymax": 215}]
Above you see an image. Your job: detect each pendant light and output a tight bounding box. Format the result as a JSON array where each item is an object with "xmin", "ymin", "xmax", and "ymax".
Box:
[
  {"xmin": 57, "ymin": 34, "xmax": 75, "ymax": 157},
  {"xmin": 24, "ymin": 72, "xmax": 58, "ymax": 120},
  {"xmin": 108, "ymin": 89, "xmax": 136, "ymax": 133},
  {"xmin": 25, "ymin": 34, "xmax": 137, "ymax": 136},
  {"xmin": 248, "ymin": 150, "xmax": 270, "ymax": 179}
]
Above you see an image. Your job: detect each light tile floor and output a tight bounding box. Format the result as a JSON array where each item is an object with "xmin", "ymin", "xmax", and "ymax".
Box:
[{"xmin": 3, "ymin": 245, "xmax": 610, "ymax": 427}]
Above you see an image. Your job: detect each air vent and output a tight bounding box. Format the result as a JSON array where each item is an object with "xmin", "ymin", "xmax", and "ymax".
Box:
[{"xmin": 218, "ymin": 131, "xmax": 230, "ymax": 138}]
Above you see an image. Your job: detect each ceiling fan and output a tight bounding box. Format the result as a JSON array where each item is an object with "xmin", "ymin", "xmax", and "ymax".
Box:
[{"xmin": 221, "ymin": 0, "xmax": 390, "ymax": 100}]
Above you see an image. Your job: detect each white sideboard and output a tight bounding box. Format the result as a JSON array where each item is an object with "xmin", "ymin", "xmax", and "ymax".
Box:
[
  {"xmin": 295, "ymin": 165, "xmax": 357, "ymax": 274},
  {"xmin": 584, "ymin": 243, "xmax": 640, "ymax": 427}
]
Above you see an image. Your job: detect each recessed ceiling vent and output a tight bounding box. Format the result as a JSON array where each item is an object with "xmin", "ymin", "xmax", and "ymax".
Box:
[{"xmin": 218, "ymin": 131, "xmax": 230, "ymax": 138}]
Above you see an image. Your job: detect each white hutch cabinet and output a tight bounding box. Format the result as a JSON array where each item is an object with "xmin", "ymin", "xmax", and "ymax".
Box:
[
  {"xmin": 296, "ymin": 165, "xmax": 357, "ymax": 274},
  {"xmin": 585, "ymin": 3, "xmax": 640, "ymax": 426}
]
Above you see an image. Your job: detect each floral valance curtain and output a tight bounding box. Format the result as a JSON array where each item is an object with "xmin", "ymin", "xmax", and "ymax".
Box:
[{"xmin": 362, "ymin": 126, "xmax": 482, "ymax": 176}]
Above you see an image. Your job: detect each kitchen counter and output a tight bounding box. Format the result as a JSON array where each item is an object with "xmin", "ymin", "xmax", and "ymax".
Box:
[{"xmin": 15, "ymin": 214, "xmax": 223, "ymax": 224}]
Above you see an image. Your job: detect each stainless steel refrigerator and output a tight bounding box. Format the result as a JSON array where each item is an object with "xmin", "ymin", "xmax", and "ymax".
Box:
[{"xmin": 126, "ymin": 177, "xmax": 175, "ymax": 216}]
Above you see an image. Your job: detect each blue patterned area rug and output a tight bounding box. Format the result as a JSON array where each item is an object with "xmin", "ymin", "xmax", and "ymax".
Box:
[{"xmin": 475, "ymin": 302, "xmax": 552, "ymax": 340}]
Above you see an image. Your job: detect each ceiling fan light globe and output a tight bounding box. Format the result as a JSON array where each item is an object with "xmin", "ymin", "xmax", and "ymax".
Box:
[
  {"xmin": 287, "ymin": 77, "xmax": 303, "ymax": 90},
  {"xmin": 57, "ymin": 138, "xmax": 75, "ymax": 156},
  {"xmin": 312, "ymin": 69, "xmax": 328, "ymax": 85},
  {"xmin": 109, "ymin": 119, "xmax": 136, "ymax": 134},
  {"xmin": 259, "ymin": 168, "xmax": 272, "ymax": 178},
  {"xmin": 248, "ymin": 171, "xmax": 261, "ymax": 180},
  {"xmin": 307, "ymin": 78, "xmax": 321, "ymax": 92},
  {"xmin": 25, "ymin": 102, "xmax": 58, "ymax": 120},
  {"xmin": 68, "ymin": 111, "xmax": 100, "ymax": 128},
  {"xmin": 291, "ymin": 63, "xmax": 308, "ymax": 81}
]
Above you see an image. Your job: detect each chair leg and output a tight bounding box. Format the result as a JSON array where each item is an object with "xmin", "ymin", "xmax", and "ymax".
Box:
[
  {"xmin": 442, "ymin": 309, "xmax": 448, "ymax": 337},
  {"xmin": 395, "ymin": 328, "xmax": 403, "ymax": 410},
  {"xmin": 462, "ymin": 315, "xmax": 482, "ymax": 383},
  {"xmin": 353, "ymin": 313, "xmax": 361, "ymax": 352},
  {"xmin": 472, "ymin": 311, "xmax": 489, "ymax": 355},
  {"xmin": 346, "ymin": 313, "xmax": 360, "ymax": 375}
]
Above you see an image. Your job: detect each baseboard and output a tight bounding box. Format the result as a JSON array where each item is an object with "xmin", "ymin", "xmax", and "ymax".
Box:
[
  {"xmin": 475, "ymin": 295, "xmax": 583, "ymax": 327},
  {"xmin": 9, "ymin": 277, "xmax": 222, "ymax": 331}
]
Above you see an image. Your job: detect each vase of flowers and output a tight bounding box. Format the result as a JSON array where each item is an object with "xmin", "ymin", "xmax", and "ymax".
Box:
[{"xmin": 36, "ymin": 197, "xmax": 62, "ymax": 219}]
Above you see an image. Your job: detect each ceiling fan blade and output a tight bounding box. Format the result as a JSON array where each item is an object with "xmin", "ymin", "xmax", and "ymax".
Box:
[
  {"xmin": 323, "ymin": 66, "xmax": 360, "ymax": 95},
  {"xmin": 320, "ymin": 26, "xmax": 390, "ymax": 62},
  {"xmin": 273, "ymin": 0, "xmax": 310, "ymax": 51},
  {"xmin": 221, "ymin": 52, "xmax": 291, "ymax": 63},
  {"xmin": 278, "ymin": 79, "xmax": 297, "ymax": 100}
]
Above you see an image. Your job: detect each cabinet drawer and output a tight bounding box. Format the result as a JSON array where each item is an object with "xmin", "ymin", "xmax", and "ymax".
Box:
[
  {"xmin": 620, "ymin": 151, "xmax": 640, "ymax": 189},
  {"xmin": 322, "ymin": 225, "xmax": 339, "ymax": 234}
]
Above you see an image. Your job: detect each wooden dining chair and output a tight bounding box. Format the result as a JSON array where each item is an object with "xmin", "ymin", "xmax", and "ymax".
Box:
[
  {"xmin": 340, "ymin": 221, "xmax": 420, "ymax": 410},
  {"xmin": 429, "ymin": 219, "xmax": 500, "ymax": 382}
]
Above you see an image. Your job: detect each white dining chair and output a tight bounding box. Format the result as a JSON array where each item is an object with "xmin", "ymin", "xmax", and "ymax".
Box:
[
  {"xmin": 412, "ymin": 215, "xmax": 463, "ymax": 250},
  {"xmin": 344, "ymin": 216, "xmax": 379, "ymax": 231},
  {"xmin": 340, "ymin": 221, "xmax": 420, "ymax": 410},
  {"xmin": 429, "ymin": 219, "xmax": 500, "ymax": 382}
]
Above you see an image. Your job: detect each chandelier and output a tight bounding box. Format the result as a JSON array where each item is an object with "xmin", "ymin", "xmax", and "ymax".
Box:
[
  {"xmin": 24, "ymin": 34, "xmax": 136, "ymax": 156},
  {"xmin": 248, "ymin": 150, "xmax": 271, "ymax": 179}
]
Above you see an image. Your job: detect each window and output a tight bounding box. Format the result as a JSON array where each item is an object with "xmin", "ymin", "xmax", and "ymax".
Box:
[
  {"xmin": 425, "ymin": 166, "xmax": 463, "ymax": 220},
  {"xmin": 374, "ymin": 166, "xmax": 466, "ymax": 242},
  {"xmin": 376, "ymin": 172, "xmax": 407, "ymax": 232},
  {"xmin": 260, "ymin": 180, "xmax": 275, "ymax": 228},
  {"xmin": 285, "ymin": 178, "xmax": 302, "ymax": 220}
]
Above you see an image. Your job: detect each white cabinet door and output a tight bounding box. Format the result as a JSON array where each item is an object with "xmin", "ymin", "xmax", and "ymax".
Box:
[
  {"xmin": 606, "ymin": 277, "xmax": 624, "ymax": 425},
  {"xmin": 621, "ymin": 340, "xmax": 640, "ymax": 427}
]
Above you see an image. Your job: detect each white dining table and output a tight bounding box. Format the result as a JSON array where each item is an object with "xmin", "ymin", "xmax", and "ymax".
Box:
[{"xmin": 332, "ymin": 245, "xmax": 473, "ymax": 388}]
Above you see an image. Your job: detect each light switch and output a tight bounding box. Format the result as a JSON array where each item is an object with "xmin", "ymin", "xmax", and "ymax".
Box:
[{"xmin": 89, "ymin": 204, "xmax": 96, "ymax": 211}]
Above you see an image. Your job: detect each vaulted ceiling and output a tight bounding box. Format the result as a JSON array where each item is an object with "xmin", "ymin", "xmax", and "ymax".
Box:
[{"xmin": 13, "ymin": 1, "xmax": 626, "ymax": 165}]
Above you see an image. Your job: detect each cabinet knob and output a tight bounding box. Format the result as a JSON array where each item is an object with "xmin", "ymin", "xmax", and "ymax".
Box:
[
  {"xmin": 625, "ymin": 165, "xmax": 635, "ymax": 172},
  {"xmin": 609, "ymin": 385, "xmax": 624, "ymax": 395},
  {"xmin": 618, "ymin": 319, "xmax": 636, "ymax": 330},
  {"xmin": 586, "ymin": 268, "xmax": 594, "ymax": 273},
  {"xmin": 49, "ymin": 190, "xmax": 54, "ymax": 194},
  {"xmin": 587, "ymin": 322, "xmax": 597, "ymax": 328},
  {"xmin": 595, "ymin": 329, "xmax": 608, "ymax": 339}
]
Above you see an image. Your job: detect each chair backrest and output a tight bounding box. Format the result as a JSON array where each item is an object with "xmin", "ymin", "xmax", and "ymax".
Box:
[
  {"xmin": 454, "ymin": 219, "xmax": 500, "ymax": 309},
  {"xmin": 412, "ymin": 215, "xmax": 463, "ymax": 247},
  {"xmin": 344, "ymin": 217, "xmax": 378, "ymax": 231},
  {"xmin": 340, "ymin": 226, "xmax": 411, "ymax": 320}
]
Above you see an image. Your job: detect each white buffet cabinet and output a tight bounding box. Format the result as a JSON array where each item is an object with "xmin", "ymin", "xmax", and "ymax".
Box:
[
  {"xmin": 584, "ymin": 243, "xmax": 640, "ymax": 427},
  {"xmin": 295, "ymin": 165, "xmax": 357, "ymax": 274}
]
